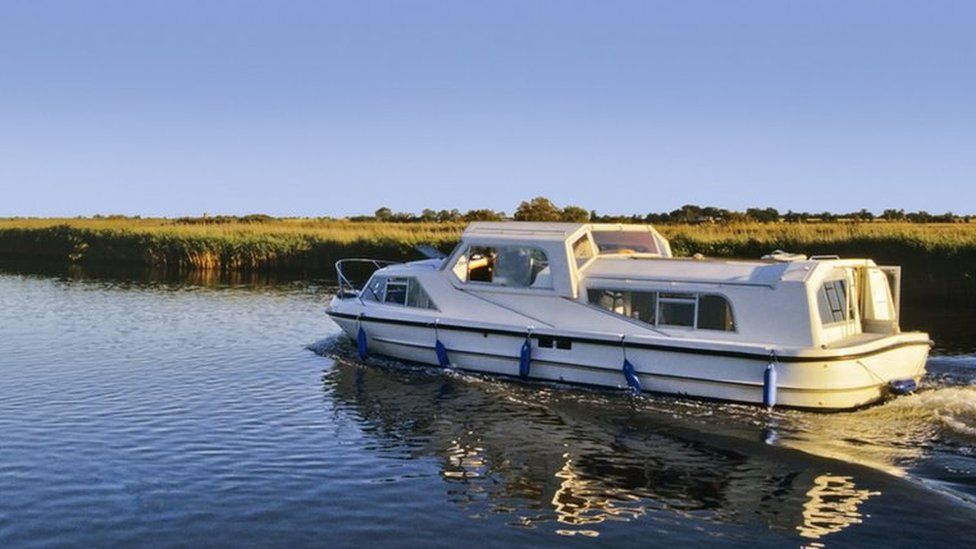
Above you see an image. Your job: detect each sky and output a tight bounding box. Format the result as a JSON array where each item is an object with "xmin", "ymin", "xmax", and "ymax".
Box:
[{"xmin": 1, "ymin": 1, "xmax": 973, "ymax": 217}]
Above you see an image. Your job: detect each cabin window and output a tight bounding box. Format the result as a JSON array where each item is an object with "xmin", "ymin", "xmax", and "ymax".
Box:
[
  {"xmin": 587, "ymin": 289, "xmax": 734, "ymax": 331},
  {"xmin": 817, "ymin": 279, "xmax": 850, "ymax": 325},
  {"xmin": 586, "ymin": 289, "xmax": 657, "ymax": 324},
  {"xmin": 454, "ymin": 245, "xmax": 552, "ymax": 288},
  {"xmin": 571, "ymin": 235, "xmax": 596, "ymax": 267},
  {"xmin": 591, "ymin": 231, "xmax": 660, "ymax": 255},
  {"xmin": 697, "ymin": 294, "xmax": 736, "ymax": 331},
  {"xmin": 658, "ymin": 293, "xmax": 696, "ymax": 327},
  {"xmin": 384, "ymin": 278, "xmax": 408, "ymax": 304},
  {"xmin": 405, "ymin": 278, "xmax": 435, "ymax": 309},
  {"xmin": 361, "ymin": 275, "xmax": 437, "ymax": 309}
]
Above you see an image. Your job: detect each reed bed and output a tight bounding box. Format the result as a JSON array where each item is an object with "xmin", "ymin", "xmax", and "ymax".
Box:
[
  {"xmin": 0, "ymin": 218, "xmax": 464, "ymax": 271},
  {"xmin": 1, "ymin": 218, "xmax": 974, "ymax": 302}
]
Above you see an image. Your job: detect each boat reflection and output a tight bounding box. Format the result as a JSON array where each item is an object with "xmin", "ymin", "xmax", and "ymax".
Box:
[
  {"xmin": 798, "ymin": 474, "xmax": 879, "ymax": 543},
  {"xmin": 323, "ymin": 359, "xmax": 882, "ymax": 542}
]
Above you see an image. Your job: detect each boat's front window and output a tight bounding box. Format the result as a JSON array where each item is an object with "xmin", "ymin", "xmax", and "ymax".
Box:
[
  {"xmin": 361, "ymin": 275, "xmax": 387, "ymax": 302},
  {"xmin": 587, "ymin": 289, "xmax": 735, "ymax": 331},
  {"xmin": 453, "ymin": 245, "xmax": 552, "ymax": 288},
  {"xmin": 591, "ymin": 231, "xmax": 660, "ymax": 255}
]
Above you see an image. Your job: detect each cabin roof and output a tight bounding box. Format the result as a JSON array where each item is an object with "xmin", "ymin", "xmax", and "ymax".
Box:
[
  {"xmin": 583, "ymin": 257, "xmax": 815, "ymax": 287},
  {"xmin": 463, "ymin": 222, "xmax": 586, "ymax": 242},
  {"xmin": 462, "ymin": 221, "xmax": 669, "ymax": 242}
]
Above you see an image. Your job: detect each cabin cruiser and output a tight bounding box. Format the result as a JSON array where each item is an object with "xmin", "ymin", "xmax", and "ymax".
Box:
[{"xmin": 326, "ymin": 222, "xmax": 931, "ymax": 410}]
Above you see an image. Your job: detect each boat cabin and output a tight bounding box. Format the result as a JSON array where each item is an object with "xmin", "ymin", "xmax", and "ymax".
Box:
[{"xmin": 354, "ymin": 222, "xmax": 903, "ymax": 350}]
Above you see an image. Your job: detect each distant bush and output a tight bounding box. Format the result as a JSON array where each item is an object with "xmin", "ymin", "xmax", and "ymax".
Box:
[{"xmin": 174, "ymin": 214, "xmax": 275, "ymax": 225}]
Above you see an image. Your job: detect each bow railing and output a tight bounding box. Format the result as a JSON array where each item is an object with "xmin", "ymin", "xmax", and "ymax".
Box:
[{"xmin": 335, "ymin": 258, "xmax": 400, "ymax": 298}]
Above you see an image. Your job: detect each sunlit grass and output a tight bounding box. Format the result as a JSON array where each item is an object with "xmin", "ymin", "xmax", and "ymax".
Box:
[
  {"xmin": 1, "ymin": 218, "xmax": 974, "ymax": 274},
  {"xmin": 0, "ymin": 217, "xmax": 465, "ymax": 244}
]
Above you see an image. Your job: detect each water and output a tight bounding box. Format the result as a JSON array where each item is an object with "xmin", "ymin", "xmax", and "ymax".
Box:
[{"xmin": 2, "ymin": 267, "xmax": 976, "ymax": 547}]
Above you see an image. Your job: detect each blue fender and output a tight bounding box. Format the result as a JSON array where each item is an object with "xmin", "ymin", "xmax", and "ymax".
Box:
[
  {"xmin": 622, "ymin": 359, "xmax": 642, "ymax": 394},
  {"xmin": 889, "ymin": 378, "xmax": 918, "ymax": 395},
  {"xmin": 763, "ymin": 363, "xmax": 777, "ymax": 408},
  {"xmin": 435, "ymin": 339, "xmax": 450, "ymax": 368},
  {"xmin": 356, "ymin": 326, "xmax": 368, "ymax": 361},
  {"xmin": 519, "ymin": 339, "xmax": 532, "ymax": 379}
]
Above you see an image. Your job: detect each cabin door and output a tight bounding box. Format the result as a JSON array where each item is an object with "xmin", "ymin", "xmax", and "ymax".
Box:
[{"xmin": 860, "ymin": 266, "xmax": 901, "ymax": 334}]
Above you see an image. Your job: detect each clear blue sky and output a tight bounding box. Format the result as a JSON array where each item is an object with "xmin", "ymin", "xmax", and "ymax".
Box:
[{"xmin": 1, "ymin": 1, "xmax": 973, "ymax": 217}]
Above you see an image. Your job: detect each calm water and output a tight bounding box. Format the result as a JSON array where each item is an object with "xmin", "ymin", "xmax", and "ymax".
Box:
[{"xmin": 2, "ymin": 267, "xmax": 976, "ymax": 548}]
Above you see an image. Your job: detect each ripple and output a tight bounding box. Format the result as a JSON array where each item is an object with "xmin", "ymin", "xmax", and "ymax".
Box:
[{"xmin": 3, "ymin": 272, "xmax": 976, "ymax": 547}]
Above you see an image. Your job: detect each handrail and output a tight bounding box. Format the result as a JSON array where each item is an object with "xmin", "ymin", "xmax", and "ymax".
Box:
[{"xmin": 335, "ymin": 258, "xmax": 401, "ymax": 299}]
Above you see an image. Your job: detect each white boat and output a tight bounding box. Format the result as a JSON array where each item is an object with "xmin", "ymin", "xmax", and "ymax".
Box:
[{"xmin": 326, "ymin": 222, "xmax": 930, "ymax": 410}]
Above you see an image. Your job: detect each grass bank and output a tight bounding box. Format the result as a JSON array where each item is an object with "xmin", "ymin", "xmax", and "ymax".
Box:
[{"xmin": 1, "ymin": 218, "xmax": 974, "ymax": 303}]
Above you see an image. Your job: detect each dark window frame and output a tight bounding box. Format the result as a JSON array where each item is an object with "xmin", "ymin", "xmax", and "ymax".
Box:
[{"xmin": 586, "ymin": 288, "xmax": 736, "ymax": 332}]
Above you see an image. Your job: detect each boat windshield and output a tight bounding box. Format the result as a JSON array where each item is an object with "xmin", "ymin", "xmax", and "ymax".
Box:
[
  {"xmin": 591, "ymin": 231, "xmax": 660, "ymax": 255},
  {"xmin": 453, "ymin": 245, "xmax": 552, "ymax": 288}
]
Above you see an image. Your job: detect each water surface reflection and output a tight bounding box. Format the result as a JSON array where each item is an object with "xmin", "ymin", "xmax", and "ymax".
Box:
[
  {"xmin": 321, "ymin": 356, "xmax": 970, "ymax": 544},
  {"xmin": 2, "ymin": 263, "xmax": 975, "ymax": 547}
]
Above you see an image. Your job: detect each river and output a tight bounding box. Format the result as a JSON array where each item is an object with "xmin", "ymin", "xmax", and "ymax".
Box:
[{"xmin": 1, "ymin": 266, "xmax": 975, "ymax": 547}]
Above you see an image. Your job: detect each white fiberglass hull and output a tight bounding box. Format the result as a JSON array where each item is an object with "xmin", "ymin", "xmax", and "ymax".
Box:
[{"xmin": 328, "ymin": 311, "xmax": 930, "ymax": 411}]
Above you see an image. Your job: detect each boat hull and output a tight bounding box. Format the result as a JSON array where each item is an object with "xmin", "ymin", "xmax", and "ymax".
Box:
[{"xmin": 329, "ymin": 314, "xmax": 929, "ymax": 411}]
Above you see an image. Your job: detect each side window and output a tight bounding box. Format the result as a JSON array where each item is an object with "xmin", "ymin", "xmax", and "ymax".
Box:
[
  {"xmin": 588, "ymin": 289, "xmax": 627, "ymax": 315},
  {"xmin": 698, "ymin": 295, "xmax": 735, "ymax": 331},
  {"xmin": 817, "ymin": 279, "xmax": 849, "ymax": 325},
  {"xmin": 384, "ymin": 278, "xmax": 408, "ymax": 305},
  {"xmin": 362, "ymin": 275, "xmax": 436, "ymax": 309},
  {"xmin": 572, "ymin": 235, "xmax": 595, "ymax": 267},
  {"xmin": 658, "ymin": 293, "xmax": 696, "ymax": 327},
  {"xmin": 454, "ymin": 245, "xmax": 551, "ymax": 288},
  {"xmin": 586, "ymin": 289, "xmax": 656, "ymax": 324},
  {"xmin": 406, "ymin": 278, "xmax": 435, "ymax": 309},
  {"xmin": 588, "ymin": 289, "xmax": 734, "ymax": 331}
]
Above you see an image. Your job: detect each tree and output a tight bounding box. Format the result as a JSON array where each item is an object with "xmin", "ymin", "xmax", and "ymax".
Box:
[
  {"xmin": 881, "ymin": 209, "xmax": 906, "ymax": 221},
  {"xmin": 783, "ymin": 210, "xmax": 804, "ymax": 223},
  {"xmin": 514, "ymin": 197, "xmax": 562, "ymax": 222},
  {"xmin": 561, "ymin": 205, "xmax": 590, "ymax": 222},
  {"xmin": 700, "ymin": 206, "xmax": 730, "ymax": 222},
  {"xmin": 906, "ymin": 210, "xmax": 932, "ymax": 223},
  {"xmin": 669, "ymin": 204, "xmax": 703, "ymax": 223},
  {"xmin": 436, "ymin": 209, "xmax": 461, "ymax": 222},
  {"xmin": 745, "ymin": 207, "xmax": 780, "ymax": 223},
  {"xmin": 420, "ymin": 208, "xmax": 438, "ymax": 222},
  {"xmin": 374, "ymin": 207, "xmax": 393, "ymax": 221},
  {"xmin": 463, "ymin": 209, "xmax": 505, "ymax": 221}
]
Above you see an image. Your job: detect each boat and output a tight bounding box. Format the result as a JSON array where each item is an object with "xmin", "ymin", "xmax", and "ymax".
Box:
[{"xmin": 326, "ymin": 222, "xmax": 931, "ymax": 410}]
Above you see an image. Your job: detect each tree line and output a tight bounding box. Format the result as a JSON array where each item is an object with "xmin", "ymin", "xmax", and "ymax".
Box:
[
  {"xmin": 76, "ymin": 198, "xmax": 973, "ymax": 224},
  {"xmin": 359, "ymin": 197, "xmax": 972, "ymax": 224}
]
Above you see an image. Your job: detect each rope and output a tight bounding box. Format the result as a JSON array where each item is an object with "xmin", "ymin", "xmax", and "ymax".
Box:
[{"xmin": 857, "ymin": 359, "xmax": 887, "ymax": 385}]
